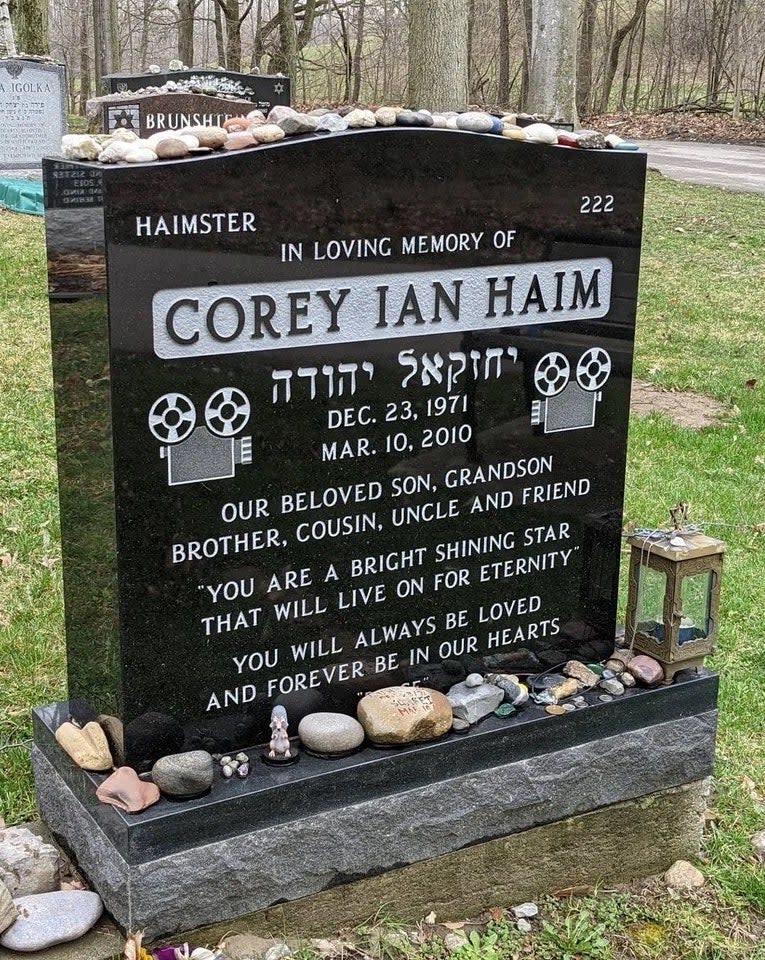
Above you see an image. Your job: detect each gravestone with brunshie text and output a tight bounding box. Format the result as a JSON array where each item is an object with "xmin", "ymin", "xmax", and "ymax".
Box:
[
  {"xmin": 103, "ymin": 69, "xmax": 290, "ymax": 114},
  {"xmin": 0, "ymin": 58, "xmax": 66, "ymax": 170},
  {"xmin": 42, "ymin": 129, "xmax": 646, "ymax": 768},
  {"xmin": 101, "ymin": 92, "xmax": 255, "ymax": 138}
]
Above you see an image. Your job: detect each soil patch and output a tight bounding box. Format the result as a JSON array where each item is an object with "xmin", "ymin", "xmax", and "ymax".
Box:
[
  {"xmin": 631, "ymin": 380, "xmax": 728, "ymax": 429},
  {"xmin": 588, "ymin": 111, "xmax": 765, "ymax": 145}
]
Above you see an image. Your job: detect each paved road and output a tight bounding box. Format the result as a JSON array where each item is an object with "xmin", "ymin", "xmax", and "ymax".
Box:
[{"xmin": 635, "ymin": 140, "xmax": 765, "ymax": 194}]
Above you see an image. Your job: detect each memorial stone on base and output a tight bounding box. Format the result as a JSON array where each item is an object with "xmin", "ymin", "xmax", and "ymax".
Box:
[{"xmin": 0, "ymin": 58, "xmax": 66, "ymax": 170}]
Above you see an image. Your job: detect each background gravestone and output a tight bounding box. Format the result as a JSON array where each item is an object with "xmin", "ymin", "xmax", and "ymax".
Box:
[
  {"xmin": 103, "ymin": 69, "xmax": 290, "ymax": 113},
  {"xmin": 101, "ymin": 92, "xmax": 255, "ymax": 137},
  {"xmin": 0, "ymin": 58, "xmax": 66, "ymax": 171}
]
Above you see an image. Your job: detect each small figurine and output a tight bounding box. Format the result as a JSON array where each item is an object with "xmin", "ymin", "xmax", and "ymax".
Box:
[{"xmin": 262, "ymin": 705, "xmax": 299, "ymax": 765}]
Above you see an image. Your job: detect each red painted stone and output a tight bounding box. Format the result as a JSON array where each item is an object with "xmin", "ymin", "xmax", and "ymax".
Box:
[
  {"xmin": 626, "ymin": 654, "xmax": 665, "ymax": 686},
  {"xmin": 557, "ymin": 132, "xmax": 580, "ymax": 147}
]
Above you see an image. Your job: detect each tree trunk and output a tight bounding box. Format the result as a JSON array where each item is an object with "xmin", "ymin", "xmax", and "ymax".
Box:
[
  {"xmin": 177, "ymin": 0, "xmax": 195, "ymax": 65},
  {"xmin": 528, "ymin": 0, "xmax": 578, "ymax": 123},
  {"xmin": 79, "ymin": 5, "xmax": 91, "ymax": 113},
  {"xmin": 11, "ymin": 0, "xmax": 48, "ymax": 55},
  {"xmin": 497, "ymin": 0, "xmax": 510, "ymax": 107},
  {"xmin": 213, "ymin": 0, "xmax": 226, "ymax": 66},
  {"xmin": 408, "ymin": 0, "xmax": 469, "ymax": 111},
  {"xmin": 596, "ymin": 0, "xmax": 649, "ymax": 113},
  {"xmin": 272, "ymin": 0, "xmax": 297, "ymax": 76},
  {"xmin": 351, "ymin": 0, "xmax": 366, "ymax": 102},
  {"xmin": 0, "ymin": 0, "xmax": 16, "ymax": 57},
  {"xmin": 520, "ymin": 0, "xmax": 532, "ymax": 108},
  {"xmin": 576, "ymin": 0, "xmax": 597, "ymax": 117}
]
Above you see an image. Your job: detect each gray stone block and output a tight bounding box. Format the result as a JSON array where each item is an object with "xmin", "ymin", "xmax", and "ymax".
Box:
[{"xmin": 34, "ymin": 710, "xmax": 717, "ymax": 939}]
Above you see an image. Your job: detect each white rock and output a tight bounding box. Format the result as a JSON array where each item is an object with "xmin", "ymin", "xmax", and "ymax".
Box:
[
  {"xmin": 316, "ymin": 113, "xmax": 348, "ymax": 133},
  {"xmin": 298, "ymin": 713, "xmax": 365, "ymax": 755},
  {"xmin": 177, "ymin": 134, "xmax": 200, "ymax": 148},
  {"xmin": 0, "ymin": 891, "xmax": 102, "ymax": 952},
  {"xmin": 60, "ymin": 135, "xmax": 100, "ymax": 161},
  {"xmin": 125, "ymin": 148, "xmax": 158, "ymax": 163},
  {"xmin": 431, "ymin": 114, "xmax": 449, "ymax": 128},
  {"xmin": 109, "ymin": 128, "xmax": 139, "ymax": 142},
  {"xmin": 0, "ymin": 828, "xmax": 60, "ymax": 897},
  {"xmin": 465, "ymin": 673, "xmax": 484, "ymax": 687},
  {"xmin": 98, "ymin": 140, "xmax": 133, "ymax": 163},
  {"xmin": 455, "ymin": 111, "xmax": 494, "ymax": 133},
  {"xmin": 522, "ymin": 122, "xmax": 558, "ymax": 144},
  {"xmin": 516, "ymin": 919, "xmax": 532, "ymax": 934},
  {"xmin": 512, "ymin": 902, "xmax": 538, "ymax": 918},
  {"xmin": 374, "ymin": 107, "xmax": 397, "ymax": 126},
  {"xmin": 264, "ymin": 944, "xmax": 291, "ymax": 960},
  {"xmin": 443, "ymin": 933, "xmax": 467, "ymax": 952}
]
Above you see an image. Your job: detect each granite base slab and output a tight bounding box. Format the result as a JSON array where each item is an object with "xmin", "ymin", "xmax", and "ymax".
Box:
[{"xmin": 34, "ymin": 697, "xmax": 717, "ymax": 939}]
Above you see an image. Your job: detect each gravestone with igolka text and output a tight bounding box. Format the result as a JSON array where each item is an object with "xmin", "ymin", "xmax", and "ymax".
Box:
[
  {"xmin": 43, "ymin": 129, "xmax": 646, "ymax": 768},
  {"xmin": 0, "ymin": 58, "xmax": 66, "ymax": 170}
]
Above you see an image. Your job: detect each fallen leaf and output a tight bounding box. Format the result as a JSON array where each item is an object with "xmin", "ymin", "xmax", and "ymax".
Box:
[
  {"xmin": 40, "ymin": 556, "xmax": 59, "ymax": 569},
  {"xmin": 424, "ymin": 912, "xmax": 437, "ymax": 925},
  {"xmin": 488, "ymin": 907, "xmax": 505, "ymax": 922},
  {"xmin": 0, "ymin": 553, "xmax": 16, "ymax": 568},
  {"xmin": 442, "ymin": 923, "xmax": 466, "ymax": 931}
]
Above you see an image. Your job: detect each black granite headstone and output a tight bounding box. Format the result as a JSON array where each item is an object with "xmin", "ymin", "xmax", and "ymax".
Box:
[
  {"xmin": 103, "ymin": 69, "xmax": 290, "ymax": 113},
  {"xmin": 43, "ymin": 131, "xmax": 646, "ymax": 768}
]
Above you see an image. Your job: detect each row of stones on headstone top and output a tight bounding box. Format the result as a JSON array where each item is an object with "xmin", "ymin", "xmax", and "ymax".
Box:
[
  {"xmin": 50, "ymin": 649, "xmax": 666, "ymax": 814},
  {"xmin": 60, "ymin": 103, "xmax": 639, "ymax": 166},
  {"xmin": 0, "ymin": 825, "xmax": 104, "ymax": 951}
]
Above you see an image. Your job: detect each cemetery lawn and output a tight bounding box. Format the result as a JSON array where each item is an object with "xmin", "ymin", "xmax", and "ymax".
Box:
[{"xmin": 0, "ymin": 173, "xmax": 764, "ymax": 957}]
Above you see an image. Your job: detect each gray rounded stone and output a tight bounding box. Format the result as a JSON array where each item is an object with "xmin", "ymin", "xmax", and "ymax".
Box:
[
  {"xmin": 0, "ymin": 891, "xmax": 103, "ymax": 951},
  {"xmin": 316, "ymin": 113, "xmax": 348, "ymax": 134},
  {"xmin": 0, "ymin": 828, "xmax": 60, "ymax": 897},
  {"xmin": 298, "ymin": 713, "xmax": 365, "ymax": 755},
  {"xmin": 455, "ymin": 111, "xmax": 494, "ymax": 133},
  {"xmin": 465, "ymin": 673, "xmax": 484, "ymax": 687},
  {"xmin": 152, "ymin": 750, "xmax": 214, "ymax": 798},
  {"xmin": 0, "ymin": 880, "xmax": 17, "ymax": 935}
]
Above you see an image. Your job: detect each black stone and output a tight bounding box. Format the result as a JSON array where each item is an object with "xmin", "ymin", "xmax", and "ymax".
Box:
[
  {"xmin": 43, "ymin": 129, "xmax": 647, "ymax": 767},
  {"xmin": 102, "ymin": 69, "xmax": 291, "ymax": 112},
  {"xmin": 124, "ymin": 712, "xmax": 185, "ymax": 772}
]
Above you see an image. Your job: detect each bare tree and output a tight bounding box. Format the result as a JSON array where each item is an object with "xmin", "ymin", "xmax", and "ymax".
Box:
[
  {"xmin": 10, "ymin": 0, "xmax": 49, "ymax": 54},
  {"xmin": 408, "ymin": 0, "xmax": 469, "ymax": 110},
  {"xmin": 0, "ymin": 0, "xmax": 16, "ymax": 56},
  {"xmin": 527, "ymin": 0, "xmax": 578, "ymax": 121}
]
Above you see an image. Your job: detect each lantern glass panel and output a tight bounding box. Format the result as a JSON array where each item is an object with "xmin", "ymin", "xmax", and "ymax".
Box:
[
  {"xmin": 679, "ymin": 570, "xmax": 713, "ymax": 644},
  {"xmin": 636, "ymin": 564, "xmax": 667, "ymax": 642}
]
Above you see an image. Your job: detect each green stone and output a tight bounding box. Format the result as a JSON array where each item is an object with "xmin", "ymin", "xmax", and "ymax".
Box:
[
  {"xmin": 494, "ymin": 704, "xmax": 517, "ymax": 718},
  {"xmin": 588, "ymin": 663, "xmax": 605, "ymax": 675}
]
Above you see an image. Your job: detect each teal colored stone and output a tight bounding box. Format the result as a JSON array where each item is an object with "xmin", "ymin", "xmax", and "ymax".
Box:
[
  {"xmin": 615, "ymin": 141, "xmax": 640, "ymax": 151},
  {"xmin": 494, "ymin": 704, "xmax": 517, "ymax": 719},
  {"xmin": 588, "ymin": 663, "xmax": 605, "ymax": 675}
]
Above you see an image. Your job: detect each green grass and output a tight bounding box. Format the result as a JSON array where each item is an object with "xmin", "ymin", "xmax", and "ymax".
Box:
[{"xmin": 0, "ymin": 173, "xmax": 764, "ymax": 954}]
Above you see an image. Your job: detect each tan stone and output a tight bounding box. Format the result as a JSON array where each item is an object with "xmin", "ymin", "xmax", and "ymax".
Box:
[
  {"xmin": 182, "ymin": 126, "xmax": 227, "ymax": 149},
  {"xmin": 375, "ymin": 107, "xmax": 397, "ymax": 127},
  {"xmin": 96, "ymin": 768, "xmax": 160, "ymax": 814},
  {"xmin": 0, "ymin": 880, "xmax": 18, "ymax": 935},
  {"xmin": 154, "ymin": 138, "xmax": 190, "ymax": 160},
  {"xmin": 664, "ymin": 859, "xmax": 705, "ymax": 890},
  {"xmin": 55, "ymin": 722, "xmax": 112, "ymax": 772},
  {"xmin": 502, "ymin": 125, "xmax": 526, "ymax": 141},
  {"xmin": 562, "ymin": 661, "xmax": 600, "ymax": 687},
  {"xmin": 251, "ymin": 124, "xmax": 286, "ymax": 145},
  {"xmin": 223, "ymin": 132, "xmax": 256, "ymax": 151},
  {"xmin": 357, "ymin": 687, "xmax": 452, "ymax": 744},
  {"xmin": 549, "ymin": 678, "xmax": 579, "ymax": 700}
]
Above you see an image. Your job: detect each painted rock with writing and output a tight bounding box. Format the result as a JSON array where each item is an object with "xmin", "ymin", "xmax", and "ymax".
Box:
[{"xmin": 357, "ymin": 687, "xmax": 452, "ymax": 744}]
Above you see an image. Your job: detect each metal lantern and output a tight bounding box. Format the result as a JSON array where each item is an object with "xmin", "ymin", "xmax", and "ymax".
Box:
[{"xmin": 625, "ymin": 507, "xmax": 724, "ymax": 684}]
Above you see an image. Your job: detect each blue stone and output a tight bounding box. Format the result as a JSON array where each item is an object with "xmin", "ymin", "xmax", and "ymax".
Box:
[
  {"xmin": 615, "ymin": 141, "xmax": 640, "ymax": 151},
  {"xmin": 490, "ymin": 116, "xmax": 504, "ymax": 134}
]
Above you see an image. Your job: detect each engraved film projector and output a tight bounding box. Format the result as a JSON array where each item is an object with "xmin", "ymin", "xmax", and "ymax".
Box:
[
  {"xmin": 530, "ymin": 347, "xmax": 612, "ymax": 434},
  {"xmin": 148, "ymin": 387, "xmax": 252, "ymax": 486}
]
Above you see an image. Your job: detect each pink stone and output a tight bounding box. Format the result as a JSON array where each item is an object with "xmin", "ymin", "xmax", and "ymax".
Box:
[
  {"xmin": 223, "ymin": 132, "xmax": 257, "ymax": 151},
  {"xmin": 223, "ymin": 116, "xmax": 252, "ymax": 133},
  {"xmin": 557, "ymin": 132, "xmax": 580, "ymax": 147},
  {"xmin": 96, "ymin": 767, "xmax": 160, "ymax": 813},
  {"xmin": 627, "ymin": 655, "xmax": 665, "ymax": 686}
]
